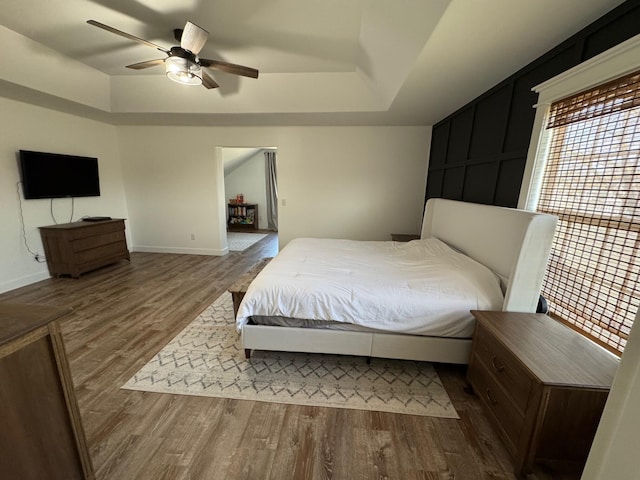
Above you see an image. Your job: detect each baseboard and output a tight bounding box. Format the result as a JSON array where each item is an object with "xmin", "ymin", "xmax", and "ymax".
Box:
[
  {"xmin": 0, "ymin": 270, "xmax": 51, "ymax": 294},
  {"xmin": 132, "ymin": 245, "xmax": 228, "ymax": 256}
]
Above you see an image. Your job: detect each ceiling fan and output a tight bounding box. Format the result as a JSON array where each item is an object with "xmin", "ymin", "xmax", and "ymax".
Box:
[{"xmin": 87, "ymin": 19, "xmax": 259, "ymax": 89}]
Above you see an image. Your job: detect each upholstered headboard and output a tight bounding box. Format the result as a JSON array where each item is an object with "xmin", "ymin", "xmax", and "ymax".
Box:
[{"xmin": 420, "ymin": 198, "xmax": 557, "ymax": 313}]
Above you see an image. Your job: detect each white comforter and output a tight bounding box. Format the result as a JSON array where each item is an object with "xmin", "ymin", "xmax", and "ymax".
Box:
[{"xmin": 236, "ymin": 237, "xmax": 504, "ymax": 337}]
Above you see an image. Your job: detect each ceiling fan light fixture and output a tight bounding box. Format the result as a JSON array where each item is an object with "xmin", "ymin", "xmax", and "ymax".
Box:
[
  {"xmin": 87, "ymin": 20, "xmax": 258, "ymax": 90},
  {"xmin": 165, "ymin": 56, "xmax": 202, "ymax": 86}
]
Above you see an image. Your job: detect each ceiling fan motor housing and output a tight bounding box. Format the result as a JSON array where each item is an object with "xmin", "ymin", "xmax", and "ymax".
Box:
[
  {"xmin": 168, "ymin": 46, "xmax": 198, "ymax": 63},
  {"xmin": 165, "ymin": 47, "xmax": 202, "ymax": 84}
]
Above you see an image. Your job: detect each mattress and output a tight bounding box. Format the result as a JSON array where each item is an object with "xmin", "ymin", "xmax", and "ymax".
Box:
[{"xmin": 236, "ymin": 237, "xmax": 504, "ymax": 337}]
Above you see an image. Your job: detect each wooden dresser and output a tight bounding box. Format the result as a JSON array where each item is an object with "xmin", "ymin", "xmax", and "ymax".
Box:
[
  {"xmin": 467, "ymin": 310, "xmax": 619, "ymax": 478},
  {"xmin": 0, "ymin": 303, "xmax": 94, "ymax": 479},
  {"xmin": 39, "ymin": 219, "xmax": 130, "ymax": 278}
]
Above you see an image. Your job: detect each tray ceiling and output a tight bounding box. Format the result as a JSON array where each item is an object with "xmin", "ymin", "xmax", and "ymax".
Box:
[{"xmin": 0, "ymin": 0, "xmax": 626, "ymax": 125}]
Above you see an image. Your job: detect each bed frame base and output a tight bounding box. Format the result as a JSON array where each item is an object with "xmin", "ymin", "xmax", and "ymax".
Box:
[
  {"xmin": 239, "ymin": 198, "xmax": 557, "ymax": 365},
  {"xmin": 242, "ymin": 324, "xmax": 472, "ymax": 364}
]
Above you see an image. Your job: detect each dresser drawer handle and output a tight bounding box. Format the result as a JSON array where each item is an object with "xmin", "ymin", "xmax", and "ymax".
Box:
[
  {"xmin": 485, "ymin": 388, "xmax": 498, "ymax": 405},
  {"xmin": 491, "ymin": 356, "xmax": 505, "ymax": 373}
]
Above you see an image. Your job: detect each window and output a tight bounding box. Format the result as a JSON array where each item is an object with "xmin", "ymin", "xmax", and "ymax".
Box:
[{"xmin": 531, "ymin": 70, "xmax": 640, "ymax": 355}]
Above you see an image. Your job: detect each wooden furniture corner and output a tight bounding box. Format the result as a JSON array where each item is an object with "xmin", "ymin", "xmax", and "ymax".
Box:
[
  {"xmin": 0, "ymin": 303, "xmax": 95, "ymax": 480},
  {"xmin": 228, "ymin": 257, "xmax": 273, "ymax": 317}
]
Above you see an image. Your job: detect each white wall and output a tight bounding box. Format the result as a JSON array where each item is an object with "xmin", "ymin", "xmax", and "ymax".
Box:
[
  {"xmin": 0, "ymin": 97, "xmax": 129, "ymax": 293},
  {"xmin": 117, "ymin": 126, "xmax": 225, "ymax": 256},
  {"xmin": 224, "ymin": 149, "xmax": 269, "ymax": 230},
  {"xmin": 0, "ymin": 102, "xmax": 430, "ymax": 290},
  {"xmin": 582, "ymin": 311, "xmax": 640, "ymax": 480},
  {"xmin": 118, "ymin": 125, "xmax": 431, "ymax": 253}
]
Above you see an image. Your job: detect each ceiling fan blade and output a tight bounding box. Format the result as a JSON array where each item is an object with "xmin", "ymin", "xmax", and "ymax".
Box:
[
  {"xmin": 200, "ymin": 59, "xmax": 259, "ymax": 79},
  {"xmin": 201, "ymin": 71, "xmax": 219, "ymax": 89},
  {"xmin": 87, "ymin": 20, "xmax": 169, "ymax": 53},
  {"xmin": 126, "ymin": 59, "xmax": 166, "ymax": 70},
  {"xmin": 181, "ymin": 21, "xmax": 209, "ymax": 55}
]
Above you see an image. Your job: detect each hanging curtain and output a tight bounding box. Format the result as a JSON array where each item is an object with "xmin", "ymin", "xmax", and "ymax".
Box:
[{"xmin": 264, "ymin": 150, "xmax": 278, "ymax": 230}]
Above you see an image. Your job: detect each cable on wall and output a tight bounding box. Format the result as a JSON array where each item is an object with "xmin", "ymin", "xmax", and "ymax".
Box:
[
  {"xmin": 49, "ymin": 196, "xmax": 75, "ymax": 225},
  {"xmin": 16, "ymin": 181, "xmax": 46, "ymax": 262}
]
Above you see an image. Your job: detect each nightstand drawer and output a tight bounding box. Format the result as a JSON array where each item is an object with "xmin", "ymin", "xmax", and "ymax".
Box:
[
  {"xmin": 468, "ymin": 358, "xmax": 524, "ymax": 454},
  {"xmin": 474, "ymin": 324, "xmax": 533, "ymax": 415}
]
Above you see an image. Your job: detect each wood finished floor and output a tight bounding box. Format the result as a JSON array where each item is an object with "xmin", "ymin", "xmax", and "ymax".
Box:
[{"xmin": 0, "ymin": 233, "xmax": 580, "ymax": 480}]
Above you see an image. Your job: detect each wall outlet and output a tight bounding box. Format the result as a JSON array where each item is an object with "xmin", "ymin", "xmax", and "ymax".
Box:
[{"xmin": 190, "ymin": 233, "xmax": 195, "ymax": 241}]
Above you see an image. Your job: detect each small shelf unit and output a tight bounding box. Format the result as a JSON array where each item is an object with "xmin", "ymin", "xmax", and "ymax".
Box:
[{"xmin": 228, "ymin": 203, "xmax": 258, "ymax": 231}]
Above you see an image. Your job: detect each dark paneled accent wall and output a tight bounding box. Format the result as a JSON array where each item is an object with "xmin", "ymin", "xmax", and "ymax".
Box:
[{"xmin": 425, "ymin": 0, "xmax": 640, "ymax": 207}]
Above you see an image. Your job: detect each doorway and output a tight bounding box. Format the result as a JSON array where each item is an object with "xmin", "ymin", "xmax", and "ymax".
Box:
[{"xmin": 222, "ymin": 147, "xmax": 278, "ymax": 252}]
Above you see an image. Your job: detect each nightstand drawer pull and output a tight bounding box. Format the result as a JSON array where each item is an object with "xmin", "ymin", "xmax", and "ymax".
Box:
[
  {"xmin": 485, "ymin": 388, "xmax": 498, "ymax": 405},
  {"xmin": 491, "ymin": 355, "xmax": 505, "ymax": 373}
]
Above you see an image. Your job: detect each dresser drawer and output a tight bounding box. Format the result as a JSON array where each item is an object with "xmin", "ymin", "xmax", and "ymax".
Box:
[
  {"xmin": 67, "ymin": 220, "xmax": 124, "ymax": 239},
  {"xmin": 468, "ymin": 358, "xmax": 524, "ymax": 454},
  {"xmin": 473, "ymin": 324, "xmax": 533, "ymax": 415},
  {"xmin": 72, "ymin": 231, "xmax": 126, "ymax": 252},
  {"xmin": 76, "ymin": 242, "xmax": 128, "ymax": 264}
]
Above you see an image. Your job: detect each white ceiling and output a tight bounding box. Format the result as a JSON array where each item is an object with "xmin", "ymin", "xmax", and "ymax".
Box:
[{"xmin": 0, "ymin": 0, "xmax": 626, "ymax": 126}]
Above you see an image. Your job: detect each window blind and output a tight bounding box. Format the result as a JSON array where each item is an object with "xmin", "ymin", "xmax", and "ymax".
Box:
[
  {"xmin": 547, "ymin": 70, "xmax": 640, "ymax": 128},
  {"xmin": 536, "ymin": 69, "xmax": 640, "ymax": 355}
]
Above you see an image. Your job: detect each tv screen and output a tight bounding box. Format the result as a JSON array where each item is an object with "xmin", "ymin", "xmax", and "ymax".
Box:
[{"xmin": 19, "ymin": 150, "xmax": 100, "ymax": 199}]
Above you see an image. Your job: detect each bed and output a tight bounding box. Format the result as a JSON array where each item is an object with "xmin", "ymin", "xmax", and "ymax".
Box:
[{"xmin": 236, "ymin": 198, "xmax": 558, "ymax": 364}]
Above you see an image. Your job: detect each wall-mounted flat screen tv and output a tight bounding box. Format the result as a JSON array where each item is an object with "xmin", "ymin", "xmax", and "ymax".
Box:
[{"xmin": 19, "ymin": 150, "xmax": 100, "ymax": 199}]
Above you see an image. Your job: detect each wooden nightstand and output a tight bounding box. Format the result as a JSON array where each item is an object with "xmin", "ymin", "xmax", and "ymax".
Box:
[
  {"xmin": 228, "ymin": 257, "xmax": 272, "ymax": 317},
  {"xmin": 467, "ymin": 310, "xmax": 619, "ymax": 478},
  {"xmin": 390, "ymin": 233, "xmax": 420, "ymax": 242}
]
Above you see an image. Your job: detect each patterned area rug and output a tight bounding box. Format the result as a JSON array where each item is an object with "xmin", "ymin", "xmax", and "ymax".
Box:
[
  {"xmin": 227, "ymin": 232, "xmax": 268, "ymax": 251},
  {"xmin": 122, "ymin": 293, "xmax": 458, "ymax": 418}
]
